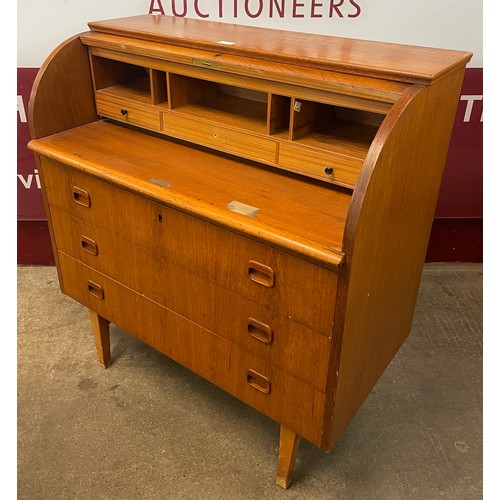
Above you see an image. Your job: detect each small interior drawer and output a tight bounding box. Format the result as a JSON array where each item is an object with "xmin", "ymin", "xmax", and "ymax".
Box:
[
  {"xmin": 279, "ymin": 143, "xmax": 362, "ymax": 188},
  {"xmin": 96, "ymin": 93, "xmax": 161, "ymax": 130},
  {"xmin": 162, "ymin": 112, "xmax": 277, "ymax": 165}
]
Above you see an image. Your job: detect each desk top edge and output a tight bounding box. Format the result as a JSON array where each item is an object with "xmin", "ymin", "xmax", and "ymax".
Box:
[{"xmin": 88, "ymin": 15, "xmax": 472, "ymax": 85}]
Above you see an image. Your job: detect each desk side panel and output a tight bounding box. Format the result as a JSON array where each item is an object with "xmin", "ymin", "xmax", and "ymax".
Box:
[
  {"xmin": 28, "ymin": 34, "xmax": 99, "ymax": 139},
  {"xmin": 323, "ymin": 67, "xmax": 467, "ymax": 449}
]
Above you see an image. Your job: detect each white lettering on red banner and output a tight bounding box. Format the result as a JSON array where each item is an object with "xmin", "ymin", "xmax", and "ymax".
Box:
[
  {"xmin": 17, "ymin": 95, "xmax": 27, "ymax": 123},
  {"xmin": 460, "ymin": 95, "xmax": 483, "ymax": 122},
  {"xmin": 17, "ymin": 169, "xmax": 41, "ymax": 190}
]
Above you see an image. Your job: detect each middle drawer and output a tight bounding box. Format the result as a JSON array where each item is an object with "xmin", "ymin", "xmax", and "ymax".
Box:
[
  {"xmin": 51, "ymin": 207, "xmax": 331, "ymax": 391},
  {"xmin": 162, "ymin": 112, "xmax": 277, "ymax": 165}
]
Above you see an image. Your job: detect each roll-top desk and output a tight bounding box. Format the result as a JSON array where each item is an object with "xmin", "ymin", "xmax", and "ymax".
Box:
[{"xmin": 28, "ymin": 15, "xmax": 471, "ymax": 489}]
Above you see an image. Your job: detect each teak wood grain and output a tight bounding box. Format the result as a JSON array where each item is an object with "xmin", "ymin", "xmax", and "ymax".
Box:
[
  {"xmin": 57, "ymin": 251, "xmax": 327, "ymax": 445},
  {"xmin": 277, "ymin": 426, "xmax": 301, "ymax": 489},
  {"xmin": 28, "ymin": 35, "xmax": 99, "ymax": 139},
  {"xmin": 28, "ymin": 16, "xmax": 472, "ymax": 490},
  {"xmin": 80, "ymin": 32, "xmax": 410, "ymax": 102},
  {"xmin": 30, "ymin": 123, "xmax": 350, "ymax": 269},
  {"xmin": 95, "ymin": 95, "xmax": 162, "ymax": 130},
  {"xmin": 84, "ymin": 42, "xmax": 392, "ymax": 189},
  {"xmin": 88, "ymin": 15, "xmax": 471, "ymax": 84},
  {"xmin": 325, "ymin": 68, "xmax": 468, "ymax": 449},
  {"xmin": 87, "ymin": 44, "xmax": 398, "ymax": 114},
  {"xmin": 40, "ymin": 157, "xmax": 338, "ymax": 334},
  {"xmin": 90, "ymin": 311, "xmax": 111, "ymax": 368},
  {"xmin": 50, "ymin": 206, "xmax": 333, "ymax": 390}
]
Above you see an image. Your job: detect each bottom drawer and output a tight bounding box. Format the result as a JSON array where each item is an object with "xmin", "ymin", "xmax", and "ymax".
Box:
[{"xmin": 58, "ymin": 252, "xmax": 326, "ymax": 446}]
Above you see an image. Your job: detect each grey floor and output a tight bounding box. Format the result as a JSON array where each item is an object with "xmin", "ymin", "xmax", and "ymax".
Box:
[{"xmin": 18, "ymin": 264, "xmax": 482, "ymax": 499}]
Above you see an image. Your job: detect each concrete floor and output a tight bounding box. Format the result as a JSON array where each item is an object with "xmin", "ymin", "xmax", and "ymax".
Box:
[{"xmin": 17, "ymin": 264, "xmax": 482, "ymax": 499}]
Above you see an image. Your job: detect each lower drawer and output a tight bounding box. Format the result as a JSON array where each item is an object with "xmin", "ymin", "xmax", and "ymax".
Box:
[
  {"xmin": 51, "ymin": 207, "xmax": 332, "ymax": 391},
  {"xmin": 58, "ymin": 252, "xmax": 327, "ymax": 446}
]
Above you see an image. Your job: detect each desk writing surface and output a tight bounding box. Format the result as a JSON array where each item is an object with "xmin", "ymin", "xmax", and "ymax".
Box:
[{"xmin": 29, "ymin": 120, "xmax": 350, "ymax": 268}]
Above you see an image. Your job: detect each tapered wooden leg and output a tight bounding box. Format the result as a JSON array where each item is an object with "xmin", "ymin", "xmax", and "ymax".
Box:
[
  {"xmin": 90, "ymin": 310, "xmax": 111, "ymax": 368},
  {"xmin": 276, "ymin": 425, "xmax": 301, "ymax": 489}
]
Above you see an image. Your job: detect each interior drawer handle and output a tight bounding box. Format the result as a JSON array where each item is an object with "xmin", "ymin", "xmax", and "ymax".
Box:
[
  {"xmin": 73, "ymin": 186, "xmax": 91, "ymax": 207},
  {"xmin": 87, "ymin": 280, "xmax": 104, "ymax": 300},
  {"xmin": 248, "ymin": 318, "xmax": 273, "ymax": 344},
  {"xmin": 81, "ymin": 235, "xmax": 98, "ymax": 256},
  {"xmin": 247, "ymin": 369, "xmax": 271, "ymax": 394},
  {"xmin": 248, "ymin": 260, "xmax": 275, "ymax": 288}
]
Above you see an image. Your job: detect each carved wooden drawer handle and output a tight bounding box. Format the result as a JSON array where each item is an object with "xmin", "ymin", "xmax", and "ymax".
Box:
[
  {"xmin": 87, "ymin": 280, "xmax": 104, "ymax": 300},
  {"xmin": 248, "ymin": 318, "xmax": 273, "ymax": 344},
  {"xmin": 81, "ymin": 235, "xmax": 98, "ymax": 256},
  {"xmin": 72, "ymin": 186, "xmax": 91, "ymax": 207},
  {"xmin": 247, "ymin": 369, "xmax": 271, "ymax": 394},
  {"xmin": 248, "ymin": 260, "xmax": 275, "ymax": 288}
]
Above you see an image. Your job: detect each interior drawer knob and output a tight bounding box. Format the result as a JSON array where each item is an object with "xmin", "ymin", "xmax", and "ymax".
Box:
[
  {"xmin": 246, "ymin": 369, "xmax": 271, "ymax": 394},
  {"xmin": 120, "ymin": 109, "xmax": 128, "ymax": 116},
  {"xmin": 248, "ymin": 260, "xmax": 275, "ymax": 288},
  {"xmin": 72, "ymin": 186, "xmax": 91, "ymax": 207}
]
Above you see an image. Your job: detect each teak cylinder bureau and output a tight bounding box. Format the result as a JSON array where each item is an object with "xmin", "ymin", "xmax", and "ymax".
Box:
[{"xmin": 28, "ymin": 15, "xmax": 472, "ymax": 489}]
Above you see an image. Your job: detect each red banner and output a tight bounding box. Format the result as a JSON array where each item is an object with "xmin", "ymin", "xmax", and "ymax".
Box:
[
  {"xmin": 18, "ymin": 68, "xmax": 44, "ymax": 220},
  {"xmin": 436, "ymin": 68, "xmax": 483, "ymax": 218}
]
